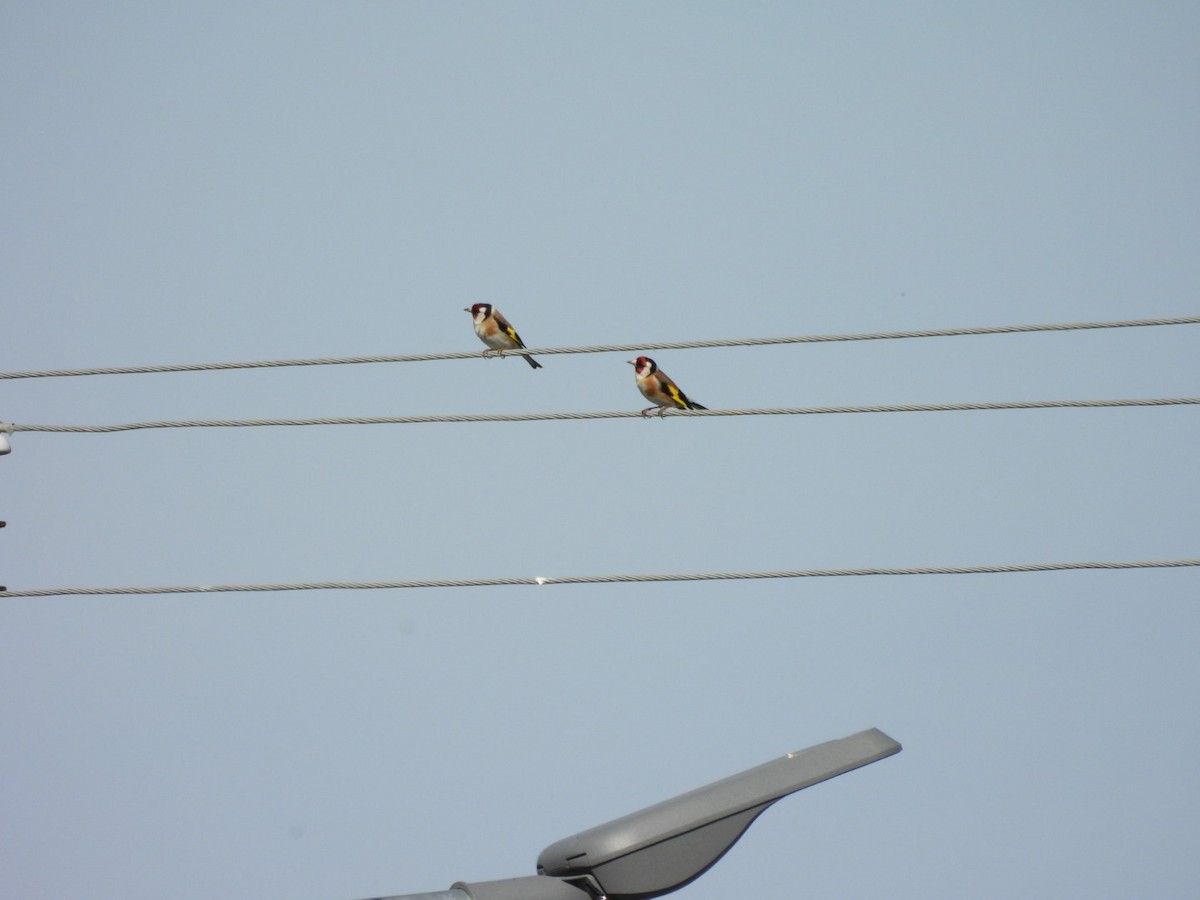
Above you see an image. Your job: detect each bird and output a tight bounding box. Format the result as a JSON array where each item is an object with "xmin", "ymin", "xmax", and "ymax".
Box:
[
  {"xmin": 628, "ymin": 356, "xmax": 707, "ymax": 417},
  {"xmin": 464, "ymin": 303, "xmax": 542, "ymax": 369}
]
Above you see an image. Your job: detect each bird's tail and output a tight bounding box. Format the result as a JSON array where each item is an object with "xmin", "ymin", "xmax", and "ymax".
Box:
[
  {"xmin": 523, "ymin": 353, "xmax": 543, "ymax": 369},
  {"xmin": 686, "ymin": 400, "xmax": 707, "ymax": 410}
]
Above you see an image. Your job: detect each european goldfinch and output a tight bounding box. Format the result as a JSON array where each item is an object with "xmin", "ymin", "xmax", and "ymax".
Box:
[
  {"xmin": 628, "ymin": 356, "xmax": 707, "ymax": 417},
  {"xmin": 464, "ymin": 303, "xmax": 542, "ymax": 369}
]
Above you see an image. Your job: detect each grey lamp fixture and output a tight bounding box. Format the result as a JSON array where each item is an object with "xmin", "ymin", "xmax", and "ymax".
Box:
[{"xmin": 370, "ymin": 727, "xmax": 900, "ymax": 900}]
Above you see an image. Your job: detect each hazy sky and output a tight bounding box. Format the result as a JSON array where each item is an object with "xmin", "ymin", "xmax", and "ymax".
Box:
[{"xmin": 3, "ymin": 3, "xmax": 1199, "ymax": 898}]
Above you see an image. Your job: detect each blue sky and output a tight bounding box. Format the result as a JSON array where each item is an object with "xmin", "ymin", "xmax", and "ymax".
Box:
[{"xmin": 3, "ymin": 3, "xmax": 1199, "ymax": 898}]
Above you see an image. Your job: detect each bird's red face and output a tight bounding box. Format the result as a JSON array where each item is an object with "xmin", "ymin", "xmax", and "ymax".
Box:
[
  {"xmin": 628, "ymin": 356, "xmax": 656, "ymax": 376},
  {"xmin": 464, "ymin": 303, "xmax": 491, "ymax": 320}
]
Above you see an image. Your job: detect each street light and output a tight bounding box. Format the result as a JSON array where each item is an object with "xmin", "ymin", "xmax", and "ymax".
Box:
[{"xmin": 368, "ymin": 727, "xmax": 900, "ymax": 900}]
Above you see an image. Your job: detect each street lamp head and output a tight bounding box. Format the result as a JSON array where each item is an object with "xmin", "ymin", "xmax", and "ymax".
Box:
[{"xmin": 534, "ymin": 728, "xmax": 901, "ymax": 900}]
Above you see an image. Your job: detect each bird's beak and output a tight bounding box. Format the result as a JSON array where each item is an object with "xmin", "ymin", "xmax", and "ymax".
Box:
[
  {"xmin": 463, "ymin": 307, "xmax": 471, "ymax": 312},
  {"xmin": 626, "ymin": 359, "xmax": 636, "ymax": 365}
]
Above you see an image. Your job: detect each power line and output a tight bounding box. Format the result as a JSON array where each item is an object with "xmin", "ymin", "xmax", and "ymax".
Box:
[
  {"xmin": 10, "ymin": 397, "xmax": 1200, "ymax": 434},
  {"xmin": 2, "ymin": 314, "xmax": 1197, "ymax": 380},
  {"xmin": 1, "ymin": 558, "xmax": 1196, "ymax": 597}
]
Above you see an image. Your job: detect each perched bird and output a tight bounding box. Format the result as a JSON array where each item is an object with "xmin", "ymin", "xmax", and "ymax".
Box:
[
  {"xmin": 464, "ymin": 303, "xmax": 542, "ymax": 369},
  {"xmin": 628, "ymin": 356, "xmax": 707, "ymax": 417}
]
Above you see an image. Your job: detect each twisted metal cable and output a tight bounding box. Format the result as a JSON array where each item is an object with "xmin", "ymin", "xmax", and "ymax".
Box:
[
  {"xmin": 3, "ymin": 315, "xmax": 1198, "ymax": 380},
  {"xmin": 1, "ymin": 558, "xmax": 1196, "ymax": 597},
  {"xmin": 11, "ymin": 397, "xmax": 1200, "ymax": 433}
]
